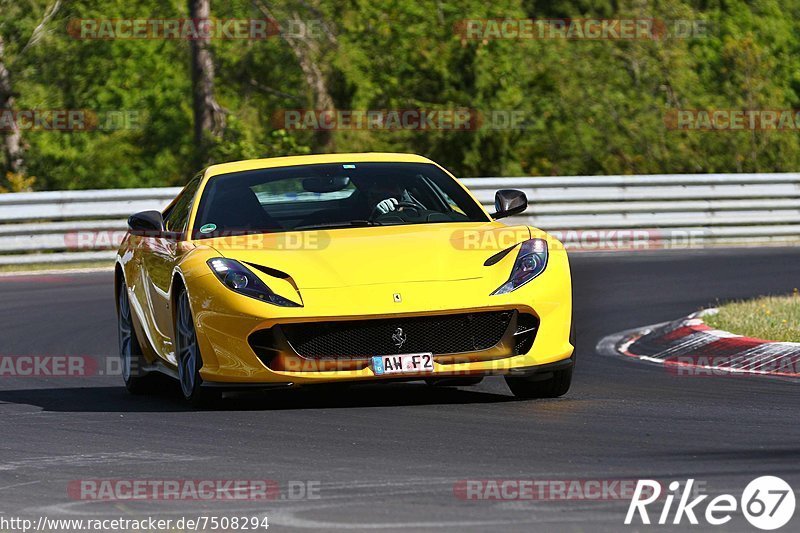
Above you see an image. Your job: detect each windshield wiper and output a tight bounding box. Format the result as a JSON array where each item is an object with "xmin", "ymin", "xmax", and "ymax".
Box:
[{"xmin": 293, "ymin": 220, "xmax": 381, "ymax": 230}]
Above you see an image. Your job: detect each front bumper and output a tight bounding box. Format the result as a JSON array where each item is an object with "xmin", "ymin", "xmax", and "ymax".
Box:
[
  {"xmin": 200, "ymin": 356, "xmax": 575, "ymax": 390},
  {"xmin": 188, "ymin": 250, "xmax": 573, "ymax": 385}
]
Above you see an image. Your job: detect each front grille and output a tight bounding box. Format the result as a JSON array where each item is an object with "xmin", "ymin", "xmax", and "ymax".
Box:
[{"xmin": 279, "ymin": 311, "xmax": 515, "ymax": 359}]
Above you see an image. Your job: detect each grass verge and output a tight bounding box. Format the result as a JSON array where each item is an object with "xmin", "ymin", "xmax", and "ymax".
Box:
[{"xmin": 704, "ymin": 290, "xmax": 800, "ymax": 342}]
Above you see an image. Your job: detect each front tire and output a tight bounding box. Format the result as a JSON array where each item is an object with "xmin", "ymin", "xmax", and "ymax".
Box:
[
  {"xmin": 505, "ymin": 366, "xmax": 572, "ymax": 398},
  {"xmin": 175, "ymin": 287, "xmax": 218, "ymax": 406},
  {"xmin": 506, "ymin": 324, "xmax": 575, "ymax": 399},
  {"xmin": 118, "ymin": 282, "xmax": 155, "ymax": 394}
]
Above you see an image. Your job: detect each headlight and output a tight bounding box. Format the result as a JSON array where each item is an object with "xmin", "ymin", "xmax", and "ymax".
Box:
[
  {"xmin": 491, "ymin": 239, "xmax": 548, "ymax": 295},
  {"xmin": 207, "ymin": 258, "xmax": 301, "ymax": 307}
]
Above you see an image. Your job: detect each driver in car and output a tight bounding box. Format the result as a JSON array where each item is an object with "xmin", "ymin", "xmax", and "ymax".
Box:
[{"xmin": 365, "ymin": 179, "xmax": 424, "ymax": 215}]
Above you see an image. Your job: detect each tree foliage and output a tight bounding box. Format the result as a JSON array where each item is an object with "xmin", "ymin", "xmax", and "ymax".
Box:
[{"xmin": 1, "ymin": 0, "xmax": 799, "ymax": 189}]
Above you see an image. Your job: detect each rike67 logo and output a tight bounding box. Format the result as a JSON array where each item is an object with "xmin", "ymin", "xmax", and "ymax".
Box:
[{"xmin": 626, "ymin": 477, "xmax": 795, "ymax": 530}]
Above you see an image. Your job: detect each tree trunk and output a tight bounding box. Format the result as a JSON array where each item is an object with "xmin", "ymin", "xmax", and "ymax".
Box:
[
  {"xmin": 188, "ymin": 0, "xmax": 225, "ymax": 161},
  {"xmin": 254, "ymin": 0, "xmax": 336, "ymax": 152},
  {"xmin": 289, "ymin": 18, "xmax": 336, "ymax": 152},
  {"xmin": 0, "ymin": 35, "xmax": 25, "ymax": 177}
]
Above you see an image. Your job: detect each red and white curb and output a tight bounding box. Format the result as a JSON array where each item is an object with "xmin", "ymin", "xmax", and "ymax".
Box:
[{"xmin": 596, "ymin": 310, "xmax": 800, "ymax": 379}]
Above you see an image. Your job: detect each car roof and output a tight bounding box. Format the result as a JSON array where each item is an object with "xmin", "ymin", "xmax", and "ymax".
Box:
[{"xmin": 204, "ymin": 153, "xmax": 436, "ymax": 179}]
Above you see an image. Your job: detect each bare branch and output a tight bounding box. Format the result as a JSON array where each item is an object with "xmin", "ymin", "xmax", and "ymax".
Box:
[
  {"xmin": 248, "ymin": 78, "xmax": 304, "ymax": 102},
  {"xmin": 19, "ymin": 0, "xmax": 62, "ymax": 56},
  {"xmin": 253, "ymin": 0, "xmax": 334, "ymax": 112}
]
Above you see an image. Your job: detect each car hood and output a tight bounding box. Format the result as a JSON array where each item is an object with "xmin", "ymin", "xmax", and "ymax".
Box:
[{"xmin": 203, "ymin": 222, "xmax": 531, "ymax": 290}]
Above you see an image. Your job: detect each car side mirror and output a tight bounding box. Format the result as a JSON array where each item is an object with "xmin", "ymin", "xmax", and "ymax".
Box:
[
  {"xmin": 128, "ymin": 210, "xmax": 164, "ymax": 235},
  {"xmin": 491, "ymin": 189, "xmax": 527, "ymax": 219}
]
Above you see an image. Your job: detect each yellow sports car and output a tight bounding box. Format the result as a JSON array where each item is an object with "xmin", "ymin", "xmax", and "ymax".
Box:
[{"xmin": 115, "ymin": 153, "xmax": 574, "ymax": 403}]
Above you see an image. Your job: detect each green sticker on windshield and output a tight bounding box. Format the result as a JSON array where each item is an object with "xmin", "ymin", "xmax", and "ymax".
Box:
[{"xmin": 199, "ymin": 223, "xmax": 217, "ymax": 234}]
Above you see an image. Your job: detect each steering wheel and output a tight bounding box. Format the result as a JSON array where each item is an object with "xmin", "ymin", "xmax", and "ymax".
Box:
[{"xmin": 370, "ymin": 201, "xmax": 422, "ymax": 220}]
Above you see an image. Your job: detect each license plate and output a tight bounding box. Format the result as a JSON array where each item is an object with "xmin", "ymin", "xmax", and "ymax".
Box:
[{"xmin": 372, "ymin": 353, "xmax": 434, "ymax": 375}]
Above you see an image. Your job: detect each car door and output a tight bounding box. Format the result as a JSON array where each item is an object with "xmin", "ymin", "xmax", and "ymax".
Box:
[{"xmin": 141, "ymin": 177, "xmax": 201, "ymax": 360}]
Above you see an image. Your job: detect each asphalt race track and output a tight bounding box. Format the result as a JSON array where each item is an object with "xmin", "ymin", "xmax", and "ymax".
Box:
[{"xmin": 1, "ymin": 247, "xmax": 799, "ymax": 532}]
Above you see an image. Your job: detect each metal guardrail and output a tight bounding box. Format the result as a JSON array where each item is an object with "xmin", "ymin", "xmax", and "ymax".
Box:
[{"xmin": 1, "ymin": 174, "xmax": 799, "ymax": 265}]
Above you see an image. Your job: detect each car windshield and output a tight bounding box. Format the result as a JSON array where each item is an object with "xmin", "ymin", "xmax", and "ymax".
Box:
[{"xmin": 192, "ymin": 162, "xmax": 489, "ymax": 238}]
